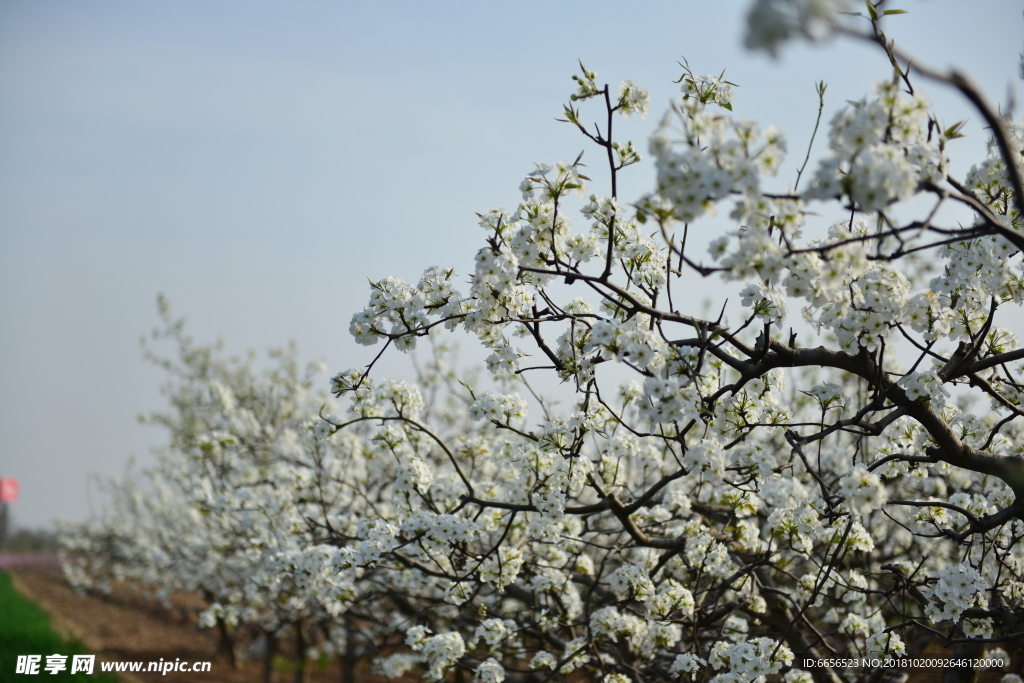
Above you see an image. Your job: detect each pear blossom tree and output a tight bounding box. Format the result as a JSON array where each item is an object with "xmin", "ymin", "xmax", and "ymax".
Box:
[
  {"xmin": 61, "ymin": 300, "xmax": 377, "ymax": 682},
  {"xmin": 326, "ymin": 3, "xmax": 1024, "ymax": 683},
  {"xmin": 61, "ymin": 301, "xmax": 519, "ymax": 683},
  {"xmin": 66, "ymin": 3, "xmax": 1024, "ymax": 683}
]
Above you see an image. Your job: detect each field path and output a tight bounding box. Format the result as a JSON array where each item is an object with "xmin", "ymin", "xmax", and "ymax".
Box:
[{"xmin": 9, "ymin": 567, "xmax": 323, "ymax": 682}]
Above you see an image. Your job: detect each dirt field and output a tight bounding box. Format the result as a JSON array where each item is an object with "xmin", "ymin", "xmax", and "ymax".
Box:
[{"xmin": 8, "ymin": 567, "xmax": 375, "ymax": 683}]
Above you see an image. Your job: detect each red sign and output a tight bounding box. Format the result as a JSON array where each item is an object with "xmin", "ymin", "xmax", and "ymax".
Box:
[{"xmin": 0, "ymin": 478, "xmax": 18, "ymax": 503}]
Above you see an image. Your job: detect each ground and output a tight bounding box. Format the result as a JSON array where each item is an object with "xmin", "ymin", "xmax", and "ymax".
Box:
[
  {"xmin": 3, "ymin": 562, "xmax": 1017, "ymax": 683},
  {"xmin": 7, "ymin": 565, "xmax": 380, "ymax": 683}
]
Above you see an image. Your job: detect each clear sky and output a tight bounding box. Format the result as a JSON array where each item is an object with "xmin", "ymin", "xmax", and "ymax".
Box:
[{"xmin": 1, "ymin": 0, "xmax": 1021, "ymax": 530}]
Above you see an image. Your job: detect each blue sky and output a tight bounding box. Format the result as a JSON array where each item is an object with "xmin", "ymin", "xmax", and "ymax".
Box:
[{"xmin": 1, "ymin": 0, "xmax": 1021, "ymax": 529}]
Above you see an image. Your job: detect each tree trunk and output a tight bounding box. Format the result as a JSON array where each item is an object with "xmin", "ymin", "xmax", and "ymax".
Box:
[
  {"xmin": 942, "ymin": 639, "xmax": 983, "ymax": 683},
  {"xmin": 342, "ymin": 614, "xmax": 356, "ymax": 683},
  {"xmin": 216, "ymin": 616, "xmax": 237, "ymax": 670},
  {"xmin": 293, "ymin": 623, "xmax": 306, "ymax": 683},
  {"xmin": 263, "ymin": 632, "xmax": 277, "ymax": 683}
]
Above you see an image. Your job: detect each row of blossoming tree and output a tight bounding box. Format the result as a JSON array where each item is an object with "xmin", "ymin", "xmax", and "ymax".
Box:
[{"xmin": 63, "ymin": 2, "xmax": 1024, "ymax": 683}]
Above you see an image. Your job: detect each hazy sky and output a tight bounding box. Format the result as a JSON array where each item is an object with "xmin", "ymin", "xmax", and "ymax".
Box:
[{"xmin": 1, "ymin": 1, "xmax": 1021, "ymax": 530}]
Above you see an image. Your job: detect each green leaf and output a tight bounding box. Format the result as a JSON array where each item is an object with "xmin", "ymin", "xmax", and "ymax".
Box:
[
  {"xmin": 720, "ymin": 102, "xmax": 733, "ymax": 111},
  {"xmin": 866, "ymin": 1, "xmax": 878, "ymax": 20},
  {"xmin": 943, "ymin": 120, "xmax": 967, "ymax": 140},
  {"xmin": 882, "ymin": 8, "xmax": 908, "ymax": 14}
]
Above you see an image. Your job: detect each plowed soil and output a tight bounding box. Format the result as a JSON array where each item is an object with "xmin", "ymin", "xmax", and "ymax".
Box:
[{"xmin": 9, "ymin": 567, "xmax": 376, "ymax": 683}]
